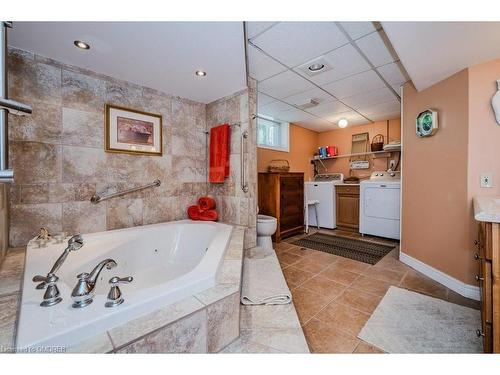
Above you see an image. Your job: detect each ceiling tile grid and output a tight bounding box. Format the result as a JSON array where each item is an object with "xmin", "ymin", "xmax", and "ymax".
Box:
[{"xmin": 248, "ymin": 21, "xmax": 403, "ymax": 132}]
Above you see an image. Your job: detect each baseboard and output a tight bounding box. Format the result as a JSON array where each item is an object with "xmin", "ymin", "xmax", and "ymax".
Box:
[{"xmin": 399, "ymin": 251, "xmax": 480, "ymax": 301}]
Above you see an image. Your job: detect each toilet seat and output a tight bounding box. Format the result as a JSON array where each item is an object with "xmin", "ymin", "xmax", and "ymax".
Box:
[{"xmin": 258, "ymin": 214, "xmax": 275, "ymax": 222}]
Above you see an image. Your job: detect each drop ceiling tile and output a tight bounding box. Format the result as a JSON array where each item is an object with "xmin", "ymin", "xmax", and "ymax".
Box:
[
  {"xmin": 306, "ymin": 100, "xmax": 351, "ymax": 117},
  {"xmin": 246, "ymin": 22, "xmax": 279, "ymax": 39},
  {"xmin": 248, "ymin": 45, "xmax": 287, "ymax": 81},
  {"xmin": 342, "ymin": 87, "xmax": 396, "ymax": 109},
  {"xmin": 357, "ymin": 98, "xmax": 401, "ymax": 118},
  {"xmin": 376, "ymin": 61, "xmax": 409, "ymax": 85},
  {"xmin": 281, "ymin": 87, "xmax": 334, "ymax": 107},
  {"xmin": 259, "ymin": 100, "xmax": 315, "ymax": 123},
  {"xmin": 325, "ymin": 111, "xmax": 369, "ymax": 127},
  {"xmin": 258, "ymin": 99, "xmax": 290, "ymax": 114},
  {"xmin": 296, "ymin": 118, "xmax": 335, "ymax": 132},
  {"xmin": 339, "ymin": 22, "xmax": 379, "ymax": 40},
  {"xmin": 355, "ymin": 30, "xmax": 398, "ymax": 67},
  {"xmin": 366, "ymin": 112, "xmax": 401, "ymax": 122},
  {"xmin": 294, "ymin": 44, "xmax": 371, "ymax": 85},
  {"xmin": 322, "ymin": 70, "xmax": 386, "ymax": 99},
  {"xmin": 257, "ymin": 92, "xmax": 278, "ymax": 106},
  {"xmin": 391, "ymin": 84, "xmax": 403, "ymax": 96},
  {"xmin": 251, "ymin": 22, "xmax": 348, "ymax": 67},
  {"xmin": 258, "ymin": 70, "xmax": 315, "ymax": 99},
  {"xmin": 276, "ymin": 108, "xmax": 316, "ymax": 123}
]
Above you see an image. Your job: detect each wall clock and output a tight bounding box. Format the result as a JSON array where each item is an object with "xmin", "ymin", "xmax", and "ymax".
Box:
[{"xmin": 416, "ymin": 109, "xmax": 438, "ymax": 137}]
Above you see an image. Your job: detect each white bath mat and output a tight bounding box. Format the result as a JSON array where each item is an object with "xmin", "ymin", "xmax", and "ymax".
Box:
[
  {"xmin": 358, "ymin": 286, "xmax": 483, "ymax": 353},
  {"xmin": 241, "ymin": 247, "xmax": 292, "ymax": 305}
]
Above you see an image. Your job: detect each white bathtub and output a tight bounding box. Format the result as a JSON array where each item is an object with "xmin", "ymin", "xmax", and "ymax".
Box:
[{"xmin": 16, "ymin": 220, "xmax": 233, "ymax": 349}]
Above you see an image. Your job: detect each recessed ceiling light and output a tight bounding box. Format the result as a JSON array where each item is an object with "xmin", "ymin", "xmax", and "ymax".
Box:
[
  {"xmin": 195, "ymin": 70, "xmax": 207, "ymax": 77},
  {"xmin": 74, "ymin": 40, "xmax": 90, "ymax": 50},
  {"xmin": 308, "ymin": 63, "xmax": 325, "ymax": 72},
  {"xmin": 338, "ymin": 118, "xmax": 349, "ymax": 128}
]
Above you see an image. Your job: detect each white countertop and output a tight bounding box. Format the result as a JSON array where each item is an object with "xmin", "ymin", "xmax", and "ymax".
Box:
[{"xmin": 473, "ymin": 196, "xmax": 500, "ymax": 223}]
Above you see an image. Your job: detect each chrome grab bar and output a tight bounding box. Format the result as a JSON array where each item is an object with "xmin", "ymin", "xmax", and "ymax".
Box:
[
  {"xmin": 241, "ymin": 129, "xmax": 249, "ymax": 193},
  {"xmin": 90, "ymin": 179, "xmax": 161, "ymax": 204}
]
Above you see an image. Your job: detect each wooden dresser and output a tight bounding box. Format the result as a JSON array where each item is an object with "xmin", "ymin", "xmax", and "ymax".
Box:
[
  {"xmin": 258, "ymin": 172, "xmax": 304, "ymax": 242},
  {"xmin": 336, "ymin": 184, "xmax": 360, "ymax": 231},
  {"xmin": 476, "ymin": 220, "xmax": 500, "ymax": 353}
]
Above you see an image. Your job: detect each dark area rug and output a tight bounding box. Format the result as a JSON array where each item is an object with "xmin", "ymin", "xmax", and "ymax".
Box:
[{"xmin": 292, "ymin": 233, "xmax": 396, "ymax": 265}]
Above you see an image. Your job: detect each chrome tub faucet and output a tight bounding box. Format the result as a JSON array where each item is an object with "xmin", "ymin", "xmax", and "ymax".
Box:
[
  {"xmin": 71, "ymin": 259, "xmax": 117, "ymax": 308},
  {"xmin": 32, "ymin": 234, "xmax": 84, "ymax": 307}
]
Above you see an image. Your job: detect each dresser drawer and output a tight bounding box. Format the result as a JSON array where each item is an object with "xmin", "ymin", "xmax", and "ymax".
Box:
[{"xmin": 336, "ymin": 185, "xmax": 360, "ymax": 195}]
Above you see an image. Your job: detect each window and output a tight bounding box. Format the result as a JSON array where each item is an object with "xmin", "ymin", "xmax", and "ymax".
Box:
[{"xmin": 257, "ymin": 115, "xmax": 289, "ymax": 152}]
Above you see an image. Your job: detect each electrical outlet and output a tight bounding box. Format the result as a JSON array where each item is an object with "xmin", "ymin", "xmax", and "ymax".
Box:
[{"xmin": 480, "ymin": 173, "xmax": 493, "ymax": 188}]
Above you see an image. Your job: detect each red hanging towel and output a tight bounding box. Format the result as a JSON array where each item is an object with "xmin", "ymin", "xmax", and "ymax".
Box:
[{"xmin": 209, "ymin": 124, "xmax": 230, "ymax": 183}]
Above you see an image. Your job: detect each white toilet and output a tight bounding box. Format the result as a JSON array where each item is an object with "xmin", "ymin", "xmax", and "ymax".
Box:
[{"xmin": 257, "ymin": 214, "xmax": 277, "ymax": 249}]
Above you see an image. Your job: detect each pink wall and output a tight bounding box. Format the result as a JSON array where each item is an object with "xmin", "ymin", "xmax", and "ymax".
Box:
[
  {"xmin": 467, "ymin": 59, "xmax": 500, "ymax": 278},
  {"xmin": 316, "ymin": 118, "xmax": 401, "ymax": 178},
  {"xmin": 402, "ymin": 58, "xmax": 500, "ymax": 286},
  {"xmin": 401, "ymin": 70, "xmax": 471, "ymax": 284}
]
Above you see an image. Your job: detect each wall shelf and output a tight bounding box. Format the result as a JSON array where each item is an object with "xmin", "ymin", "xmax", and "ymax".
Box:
[{"xmin": 312, "ymin": 149, "xmax": 400, "ymax": 162}]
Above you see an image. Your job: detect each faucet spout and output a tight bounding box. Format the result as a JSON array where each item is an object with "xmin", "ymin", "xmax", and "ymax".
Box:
[
  {"xmin": 87, "ymin": 259, "xmax": 117, "ymax": 285},
  {"xmin": 71, "ymin": 258, "xmax": 117, "ymax": 308}
]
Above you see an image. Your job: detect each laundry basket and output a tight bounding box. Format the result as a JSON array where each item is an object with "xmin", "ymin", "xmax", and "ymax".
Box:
[{"xmin": 267, "ymin": 159, "xmax": 290, "ymax": 173}]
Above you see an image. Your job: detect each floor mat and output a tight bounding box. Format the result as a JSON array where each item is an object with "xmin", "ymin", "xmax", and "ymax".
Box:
[
  {"xmin": 292, "ymin": 232, "xmax": 395, "ymax": 265},
  {"xmin": 358, "ymin": 286, "xmax": 483, "ymax": 353}
]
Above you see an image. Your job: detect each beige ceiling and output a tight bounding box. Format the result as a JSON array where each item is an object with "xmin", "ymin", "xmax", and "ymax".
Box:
[{"xmin": 247, "ymin": 22, "xmax": 407, "ymax": 132}]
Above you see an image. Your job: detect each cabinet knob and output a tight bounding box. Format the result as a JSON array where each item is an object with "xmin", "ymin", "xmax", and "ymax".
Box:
[
  {"xmin": 474, "ymin": 253, "xmax": 482, "ymax": 260},
  {"xmin": 474, "ymin": 240, "xmax": 480, "ymax": 247},
  {"xmin": 475, "ymin": 275, "xmax": 484, "ymax": 282},
  {"xmin": 476, "ymin": 329, "xmax": 485, "ymax": 338}
]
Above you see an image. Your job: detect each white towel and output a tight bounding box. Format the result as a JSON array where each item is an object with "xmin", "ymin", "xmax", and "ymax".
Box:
[{"xmin": 241, "ymin": 246, "xmax": 292, "ymax": 305}]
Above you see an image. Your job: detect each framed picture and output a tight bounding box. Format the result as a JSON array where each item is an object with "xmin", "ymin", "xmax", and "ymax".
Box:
[{"xmin": 105, "ymin": 104, "xmax": 162, "ymax": 156}]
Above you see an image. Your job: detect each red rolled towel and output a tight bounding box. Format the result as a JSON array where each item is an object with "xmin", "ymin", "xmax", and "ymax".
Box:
[
  {"xmin": 187, "ymin": 205, "xmax": 203, "ymax": 220},
  {"xmin": 198, "ymin": 209, "xmax": 218, "ymax": 222},
  {"xmin": 198, "ymin": 196, "xmax": 216, "ymax": 211}
]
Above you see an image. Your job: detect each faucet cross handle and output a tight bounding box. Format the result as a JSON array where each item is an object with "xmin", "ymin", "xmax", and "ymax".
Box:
[{"xmin": 105, "ymin": 276, "xmax": 133, "ymax": 308}]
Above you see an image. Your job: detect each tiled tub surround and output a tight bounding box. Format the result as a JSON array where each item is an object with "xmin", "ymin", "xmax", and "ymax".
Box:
[
  {"xmin": 7, "ymin": 47, "xmax": 257, "ymax": 248},
  {"xmin": 1, "ymin": 225, "xmax": 245, "ymax": 353},
  {"xmin": 206, "ymin": 79, "xmax": 258, "ymax": 250}
]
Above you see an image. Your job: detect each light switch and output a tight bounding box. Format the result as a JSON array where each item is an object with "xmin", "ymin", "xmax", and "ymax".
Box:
[{"xmin": 480, "ymin": 173, "xmax": 494, "ymax": 188}]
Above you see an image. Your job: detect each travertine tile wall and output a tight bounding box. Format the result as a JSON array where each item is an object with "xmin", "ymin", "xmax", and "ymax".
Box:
[
  {"xmin": 206, "ymin": 78, "xmax": 258, "ymax": 249},
  {"xmin": 6, "ymin": 47, "xmax": 209, "ymax": 247}
]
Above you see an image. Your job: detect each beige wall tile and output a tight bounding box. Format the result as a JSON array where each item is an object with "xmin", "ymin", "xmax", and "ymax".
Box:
[
  {"xmin": 62, "ymin": 108, "xmax": 103, "ymax": 148},
  {"xmin": 10, "ymin": 203, "xmax": 62, "ymax": 247},
  {"xmin": 206, "ymin": 292, "xmax": 240, "ymax": 352},
  {"xmin": 106, "ymin": 198, "xmax": 143, "ymax": 230},
  {"xmin": 117, "ymin": 308, "xmax": 207, "ymax": 353},
  {"xmin": 62, "ymin": 201, "xmax": 106, "ymax": 234},
  {"xmin": 109, "ymin": 296, "xmax": 204, "ymax": 348},
  {"xmin": 9, "ymin": 141, "xmax": 61, "ymax": 184}
]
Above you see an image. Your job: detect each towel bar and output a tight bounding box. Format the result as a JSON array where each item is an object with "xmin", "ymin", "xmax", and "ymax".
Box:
[{"xmin": 90, "ymin": 179, "xmax": 161, "ymax": 204}]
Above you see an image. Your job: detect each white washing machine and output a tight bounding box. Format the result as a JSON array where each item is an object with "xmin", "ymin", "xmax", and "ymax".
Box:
[
  {"xmin": 360, "ymin": 171, "xmax": 401, "ymax": 240},
  {"xmin": 304, "ymin": 173, "xmax": 344, "ymax": 229}
]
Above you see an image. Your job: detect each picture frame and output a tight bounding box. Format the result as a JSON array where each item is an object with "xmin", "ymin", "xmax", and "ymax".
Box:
[{"xmin": 105, "ymin": 104, "xmax": 163, "ymax": 156}]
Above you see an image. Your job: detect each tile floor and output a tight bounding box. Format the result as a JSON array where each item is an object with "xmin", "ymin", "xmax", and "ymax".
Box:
[{"xmin": 276, "ymin": 229, "xmax": 480, "ymax": 354}]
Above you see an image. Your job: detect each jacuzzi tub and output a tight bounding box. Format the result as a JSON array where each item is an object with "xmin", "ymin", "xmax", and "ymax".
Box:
[{"xmin": 16, "ymin": 220, "xmax": 233, "ymax": 349}]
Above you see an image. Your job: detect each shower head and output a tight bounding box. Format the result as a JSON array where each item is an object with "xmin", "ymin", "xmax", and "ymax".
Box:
[{"xmin": 67, "ymin": 235, "xmax": 84, "ymax": 251}]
